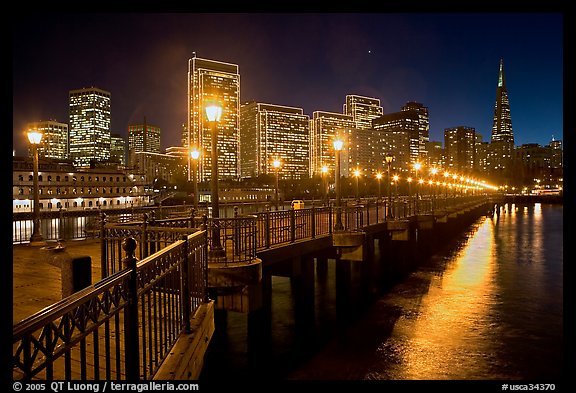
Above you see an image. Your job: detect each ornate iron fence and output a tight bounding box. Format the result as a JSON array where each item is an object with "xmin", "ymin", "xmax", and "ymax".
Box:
[{"xmin": 12, "ymin": 230, "xmax": 209, "ymax": 381}]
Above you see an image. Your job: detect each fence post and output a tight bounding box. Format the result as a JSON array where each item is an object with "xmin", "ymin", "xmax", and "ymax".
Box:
[
  {"xmin": 100, "ymin": 212, "xmax": 108, "ymax": 279},
  {"xmin": 329, "ymin": 203, "xmax": 333, "ymax": 234},
  {"xmin": 190, "ymin": 208, "xmax": 196, "ymax": 228},
  {"xmin": 180, "ymin": 234, "xmax": 191, "ymax": 333},
  {"xmin": 234, "ymin": 206, "xmax": 240, "ymax": 257},
  {"xmin": 290, "ymin": 206, "xmax": 296, "ymax": 243},
  {"xmin": 142, "ymin": 213, "xmax": 148, "ymax": 258},
  {"xmin": 122, "ymin": 237, "xmax": 140, "ymax": 381},
  {"xmin": 201, "ymin": 217, "xmax": 209, "ymax": 303},
  {"xmin": 149, "ymin": 211, "xmax": 157, "ymax": 255},
  {"xmin": 311, "ymin": 206, "xmax": 316, "ymax": 239},
  {"xmin": 265, "ymin": 205, "xmax": 271, "ymax": 249}
]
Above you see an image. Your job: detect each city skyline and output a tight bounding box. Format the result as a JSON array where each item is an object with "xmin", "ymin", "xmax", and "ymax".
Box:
[{"xmin": 12, "ymin": 13, "xmax": 564, "ymax": 155}]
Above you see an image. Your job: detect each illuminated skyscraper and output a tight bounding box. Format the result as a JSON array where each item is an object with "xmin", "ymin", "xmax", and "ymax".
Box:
[
  {"xmin": 240, "ymin": 102, "xmax": 310, "ymax": 179},
  {"xmin": 128, "ymin": 118, "xmax": 161, "ymax": 167},
  {"xmin": 69, "ymin": 87, "xmax": 111, "ymax": 167},
  {"xmin": 343, "ymin": 95, "xmax": 383, "ymax": 129},
  {"xmin": 491, "ymin": 58, "xmax": 514, "ymax": 145},
  {"xmin": 25, "ymin": 120, "xmax": 68, "ymax": 160},
  {"xmin": 310, "ymin": 111, "xmax": 355, "ymax": 176},
  {"xmin": 401, "ymin": 101, "xmax": 429, "ymax": 160},
  {"xmin": 188, "ymin": 55, "xmax": 240, "ymax": 181},
  {"xmin": 373, "ymin": 110, "xmax": 421, "ymax": 173},
  {"xmin": 489, "ymin": 59, "xmax": 515, "ymax": 180}
]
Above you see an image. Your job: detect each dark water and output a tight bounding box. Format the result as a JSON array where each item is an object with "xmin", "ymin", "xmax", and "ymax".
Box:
[{"xmin": 199, "ymin": 203, "xmax": 563, "ymax": 382}]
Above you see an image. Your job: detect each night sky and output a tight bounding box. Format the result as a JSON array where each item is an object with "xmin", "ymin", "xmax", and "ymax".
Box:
[{"xmin": 12, "ymin": 12, "xmax": 564, "ymax": 156}]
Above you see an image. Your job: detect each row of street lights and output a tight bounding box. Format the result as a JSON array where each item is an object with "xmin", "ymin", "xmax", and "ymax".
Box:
[{"xmin": 25, "ymin": 102, "xmax": 495, "ymax": 246}]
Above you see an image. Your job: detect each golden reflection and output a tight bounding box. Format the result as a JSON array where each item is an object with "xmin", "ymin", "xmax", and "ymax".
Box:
[{"xmin": 388, "ymin": 219, "xmax": 498, "ymax": 379}]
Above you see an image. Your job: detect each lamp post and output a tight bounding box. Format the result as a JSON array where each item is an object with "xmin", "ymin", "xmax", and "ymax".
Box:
[
  {"xmin": 407, "ymin": 176, "xmax": 413, "ymax": 211},
  {"xmin": 353, "ymin": 168, "xmax": 361, "ymax": 203},
  {"xmin": 430, "ymin": 167, "xmax": 438, "ymax": 209},
  {"xmin": 393, "ymin": 175, "xmax": 399, "ymax": 201},
  {"xmin": 28, "ymin": 130, "xmax": 44, "ymax": 245},
  {"xmin": 333, "ymin": 138, "xmax": 344, "ymax": 231},
  {"xmin": 413, "ymin": 162, "xmax": 421, "ymax": 213},
  {"xmin": 206, "ymin": 103, "xmax": 224, "ymax": 257},
  {"xmin": 385, "ymin": 154, "xmax": 393, "ymax": 219},
  {"xmin": 321, "ymin": 165, "xmax": 329, "ymax": 206},
  {"xmin": 376, "ymin": 172, "xmax": 382, "ymax": 201},
  {"xmin": 273, "ymin": 158, "xmax": 281, "ymax": 210},
  {"xmin": 190, "ymin": 148, "xmax": 200, "ymax": 212}
]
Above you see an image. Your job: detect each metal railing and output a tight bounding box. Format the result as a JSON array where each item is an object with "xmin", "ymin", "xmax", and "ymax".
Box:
[
  {"xmin": 12, "ymin": 205, "xmax": 196, "ymax": 244},
  {"xmin": 12, "ymin": 230, "xmax": 209, "ymax": 381}
]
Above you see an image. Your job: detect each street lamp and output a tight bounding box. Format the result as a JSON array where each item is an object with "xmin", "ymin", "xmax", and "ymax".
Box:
[
  {"xmin": 333, "ymin": 138, "xmax": 344, "ymax": 231},
  {"xmin": 206, "ymin": 102, "xmax": 224, "ymax": 257},
  {"xmin": 190, "ymin": 148, "xmax": 200, "ymax": 212},
  {"xmin": 353, "ymin": 168, "xmax": 361, "ymax": 202},
  {"xmin": 385, "ymin": 154, "xmax": 394, "ymax": 219},
  {"xmin": 321, "ymin": 165, "xmax": 329, "ymax": 206},
  {"xmin": 273, "ymin": 158, "xmax": 281, "ymax": 210},
  {"xmin": 28, "ymin": 129, "xmax": 44, "ymax": 245}
]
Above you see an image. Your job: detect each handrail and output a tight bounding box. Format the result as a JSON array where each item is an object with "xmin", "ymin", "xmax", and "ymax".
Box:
[{"xmin": 12, "ymin": 230, "xmax": 209, "ymax": 381}]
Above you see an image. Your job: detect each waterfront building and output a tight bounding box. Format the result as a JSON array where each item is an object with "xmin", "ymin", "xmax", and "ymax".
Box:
[
  {"xmin": 188, "ymin": 55, "xmax": 240, "ymax": 181},
  {"xmin": 310, "ymin": 111, "xmax": 355, "ymax": 176},
  {"xmin": 444, "ymin": 126, "xmax": 476, "ymax": 174},
  {"xmin": 25, "ymin": 120, "xmax": 69, "ymax": 160},
  {"xmin": 69, "ymin": 87, "xmax": 112, "ymax": 168},
  {"xmin": 12, "ymin": 156, "xmax": 150, "ymax": 212},
  {"xmin": 240, "ymin": 102, "xmax": 310, "ymax": 179},
  {"xmin": 128, "ymin": 118, "xmax": 161, "ymax": 167},
  {"xmin": 343, "ymin": 95, "xmax": 383, "ymax": 130}
]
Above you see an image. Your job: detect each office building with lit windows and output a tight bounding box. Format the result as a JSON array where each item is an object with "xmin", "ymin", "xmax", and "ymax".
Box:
[
  {"xmin": 128, "ymin": 119, "xmax": 161, "ymax": 167},
  {"xmin": 401, "ymin": 101, "xmax": 430, "ymax": 161},
  {"xmin": 342, "ymin": 126, "xmax": 380, "ymax": 176},
  {"xmin": 69, "ymin": 87, "xmax": 112, "ymax": 168},
  {"xmin": 444, "ymin": 126, "xmax": 476, "ymax": 173},
  {"xmin": 372, "ymin": 110, "xmax": 420, "ymax": 174},
  {"xmin": 240, "ymin": 102, "xmax": 310, "ymax": 179},
  {"xmin": 25, "ymin": 120, "xmax": 68, "ymax": 160},
  {"xmin": 343, "ymin": 95, "xmax": 383, "ymax": 129},
  {"xmin": 310, "ymin": 111, "xmax": 355, "ymax": 176},
  {"xmin": 188, "ymin": 55, "xmax": 240, "ymax": 181},
  {"xmin": 426, "ymin": 141, "xmax": 444, "ymax": 169},
  {"xmin": 110, "ymin": 134, "xmax": 126, "ymax": 167}
]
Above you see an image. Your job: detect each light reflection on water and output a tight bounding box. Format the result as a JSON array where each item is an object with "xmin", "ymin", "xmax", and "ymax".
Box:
[
  {"xmin": 201, "ymin": 204, "xmax": 563, "ymax": 381},
  {"xmin": 291, "ymin": 203, "xmax": 563, "ymax": 380}
]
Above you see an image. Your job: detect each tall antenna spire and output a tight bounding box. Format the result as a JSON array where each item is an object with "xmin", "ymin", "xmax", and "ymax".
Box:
[{"xmin": 498, "ymin": 58, "xmax": 505, "ymax": 88}]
